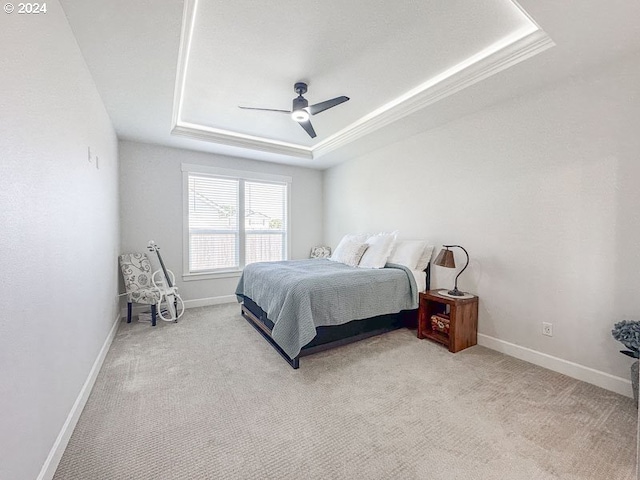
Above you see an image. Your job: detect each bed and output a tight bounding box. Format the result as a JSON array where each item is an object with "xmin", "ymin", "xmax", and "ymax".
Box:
[{"xmin": 235, "ymin": 258, "xmax": 430, "ymax": 368}]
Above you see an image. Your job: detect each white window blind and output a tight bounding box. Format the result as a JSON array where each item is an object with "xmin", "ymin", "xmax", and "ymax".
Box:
[
  {"xmin": 188, "ymin": 175, "xmax": 239, "ymax": 272},
  {"xmin": 245, "ymin": 181, "xmax": 287, "ymax": 266},
  {"xmin": 185, "ymin": 169, "xmax": 289, "ymax": 275}
]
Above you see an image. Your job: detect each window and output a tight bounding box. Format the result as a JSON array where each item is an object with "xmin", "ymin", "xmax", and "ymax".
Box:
[{"xmin": 182, "ymin": 164, "xmax": 290, "ymax": 278}]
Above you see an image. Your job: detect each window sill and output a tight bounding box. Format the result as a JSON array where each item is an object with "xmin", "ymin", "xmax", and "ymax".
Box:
[{"xmin": 182, "ymin": 270, "xmax": 243, "ymax": 282}]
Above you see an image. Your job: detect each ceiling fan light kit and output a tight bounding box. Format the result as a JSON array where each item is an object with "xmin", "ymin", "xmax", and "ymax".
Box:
[
  {"xmin": 291, "ymin": 110, "xmax": 309, "ymax": 122},
  {"xmin": 239, "ymin": 82, "xmax": 349, "ymax": 139}
]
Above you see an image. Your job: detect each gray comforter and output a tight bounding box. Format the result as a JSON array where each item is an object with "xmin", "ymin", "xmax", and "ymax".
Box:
[{"xmin": 235, "ymin": 259, "xmax": 418, "ymax": 359}]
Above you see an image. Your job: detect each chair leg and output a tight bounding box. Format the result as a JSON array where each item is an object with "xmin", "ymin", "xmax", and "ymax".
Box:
[
  {"xmin": 151, "ymin": 304, "xmax": 157, "ymax": 327},
  {"xmin": 127, "ymin": 302, "xmax": 132, "ymax": 323}
]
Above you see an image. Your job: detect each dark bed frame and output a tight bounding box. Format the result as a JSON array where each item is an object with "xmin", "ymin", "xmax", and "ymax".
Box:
[{"xmin": 239, "ymin": 264, "xmax": 430, "ymax": 369}]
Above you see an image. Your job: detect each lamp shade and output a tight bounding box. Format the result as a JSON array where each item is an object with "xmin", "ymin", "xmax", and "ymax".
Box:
[
  {"xmin": 434, "ymin": 248, "xmax": 455, "ymax": 268},
  {"xmin": 433, "ymin": 244, "xmax": 470, "ymax": 296}
]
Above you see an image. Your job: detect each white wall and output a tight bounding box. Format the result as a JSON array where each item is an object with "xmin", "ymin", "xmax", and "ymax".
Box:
[
  {"xmin": 324, "ymin": 54, "xmax": 640, "ymax": 392},
  {"xmin": 0, "ymin": 3, "xmax": 119, "ymax": 479},
  {"xmin": 119, "ymin": 141, "xmax": 323, "ymax": 303}
]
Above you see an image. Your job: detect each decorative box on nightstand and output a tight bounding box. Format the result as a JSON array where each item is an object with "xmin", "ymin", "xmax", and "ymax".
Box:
[{"xmin": 417, "ymin": 290, "xmax": 479, "ymax": 353}]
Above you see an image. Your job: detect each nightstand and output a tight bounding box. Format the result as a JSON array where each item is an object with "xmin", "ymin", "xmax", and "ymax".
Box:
[{"xmin": 417, "ymin": 290, "xmax": 478, "ymax": 353}]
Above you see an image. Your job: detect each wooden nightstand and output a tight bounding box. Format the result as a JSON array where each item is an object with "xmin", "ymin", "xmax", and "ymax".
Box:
[{"xmin": 417, "ymin": 290, "xmax": 478, "ymax": 353}]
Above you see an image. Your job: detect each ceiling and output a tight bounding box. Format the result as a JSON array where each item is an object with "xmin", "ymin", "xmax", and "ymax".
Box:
[{"xmin": 60, "ymin": 0, "xmax": 640, "ymax": 168}]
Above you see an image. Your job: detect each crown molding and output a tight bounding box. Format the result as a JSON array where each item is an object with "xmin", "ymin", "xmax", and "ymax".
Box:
[
  {"xmin": 171, "ymin": 0, "xmax": 199, "ymax": 130},
  {"xmin": 170, "ymin": 0, "xmax": 554, "ymax": 160},
  {"xmin": 313, "ymin": 29, "xmax": 554, "ymax": 158},
  {"xmin": 172, "ymin": 123, "xmax": 313, "ymax": 159}
]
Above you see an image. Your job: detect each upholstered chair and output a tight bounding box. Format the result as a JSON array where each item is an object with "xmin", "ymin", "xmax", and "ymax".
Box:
[{"xmin": 119, "ymin": 253, "xmax": 162, "ymax": 326}]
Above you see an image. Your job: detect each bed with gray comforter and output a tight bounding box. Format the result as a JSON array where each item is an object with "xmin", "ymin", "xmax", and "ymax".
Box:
[{"xmin": 235, "ymin": 258, "xmax": 418, "ymax": 360}]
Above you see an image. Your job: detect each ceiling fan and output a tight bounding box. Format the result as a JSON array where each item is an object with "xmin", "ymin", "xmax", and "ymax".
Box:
[{"xmin": 239, "ymin": 82, "xmax": 349, "ymax": 139}]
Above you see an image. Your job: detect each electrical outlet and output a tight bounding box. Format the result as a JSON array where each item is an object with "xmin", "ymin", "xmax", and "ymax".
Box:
[{"xmin": 542, "ymin": 322, "xmax": 553, "ymax": 337}]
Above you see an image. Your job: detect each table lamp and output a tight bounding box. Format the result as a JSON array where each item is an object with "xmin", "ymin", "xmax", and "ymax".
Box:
[{"xmin": 434, "ymin": 244, "xmax": 469, "ymax": 296}]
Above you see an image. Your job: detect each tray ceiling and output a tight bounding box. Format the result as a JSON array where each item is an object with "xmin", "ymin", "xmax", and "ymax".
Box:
[
  {"xmin": 59, "ymin": 0, "xmax": 640, "ymax": 168},
  {"xmin": 172, "ymin": 0, "xmax": 552, "ymax": 159}
]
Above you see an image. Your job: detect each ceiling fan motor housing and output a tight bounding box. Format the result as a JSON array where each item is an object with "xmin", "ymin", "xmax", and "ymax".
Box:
[{"xmin": 292, "ymin": 96, "xmax": 309, "ymax": 112}]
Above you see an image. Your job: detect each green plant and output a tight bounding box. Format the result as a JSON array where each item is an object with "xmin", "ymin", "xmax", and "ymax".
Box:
[
  {"xmin": 612, "ymin": 320, "xmax": 640, "ymax": 359},
  {"xmin": 269, "ymin": 218, "xmax": 282, "ymax": 229}
]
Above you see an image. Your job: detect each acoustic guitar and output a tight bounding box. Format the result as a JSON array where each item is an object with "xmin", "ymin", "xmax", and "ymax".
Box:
[{"xmin": 147, "ymin": 240, "xmax": 184, "ymax": 322}]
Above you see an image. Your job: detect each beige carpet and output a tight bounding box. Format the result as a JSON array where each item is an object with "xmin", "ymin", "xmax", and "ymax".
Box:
[{"xmin": 54, "ymin": 304, "xmax": 637, "ymax": 480}]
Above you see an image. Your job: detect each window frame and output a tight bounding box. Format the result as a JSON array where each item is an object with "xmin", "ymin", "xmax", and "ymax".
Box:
[{"xmin": 181, "ymin": 163, "xmax": 291, "ymax": 281}]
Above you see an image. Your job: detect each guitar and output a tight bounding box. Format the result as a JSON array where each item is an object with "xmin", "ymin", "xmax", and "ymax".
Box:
[{"xmin": 147, "ymin": 240, "xmax": 184, "ymax": 322}]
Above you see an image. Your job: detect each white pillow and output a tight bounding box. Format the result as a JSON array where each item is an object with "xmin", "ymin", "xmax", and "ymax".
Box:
[
  {"xmin": 358, "ymin": 231, "xmax": 398, "ymax": 269},
  {"xmin": 415, "ymin": 244, "xmax": 435, "ymax": 271},
  {"xmin": 330, "ymin": 234, "xmax": 368, "ymax": 263},
  {"xmin": 388, "ymin": 240, "xmax": 427, "ymax": 269},
  {"xmin": 330, "ymin": 239, "xmax": 369, "ymax": 267}
]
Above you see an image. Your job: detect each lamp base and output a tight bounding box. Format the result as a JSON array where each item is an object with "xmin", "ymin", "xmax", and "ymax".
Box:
[
  {"xmin": 438, "ymin": 289, "xmax": 474, "ymax": 299},
  {"xmin": 447, "ymin": 288, "xmax": 465, "ymax": 296}
]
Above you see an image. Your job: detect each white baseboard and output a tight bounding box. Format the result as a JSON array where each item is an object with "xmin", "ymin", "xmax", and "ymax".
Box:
[
  {"xmin": 478, "ymin": 333, "xmax": 633, "ymax": 398},
  {"xmin": 37, "ymin": 314, "xmax": 121, "ymax": 480},
  {"xmin": 122, "ymin": 295, "xmax": 237, "ymax": 318},
  {"xmin": 182, "ymin": 295, "xmax": 237, "ymax": 308}
]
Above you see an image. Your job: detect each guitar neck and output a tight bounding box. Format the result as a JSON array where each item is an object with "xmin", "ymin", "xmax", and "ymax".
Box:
[{"xmin": 154, "ymin": 249, "xmax": 173, "ymax": 288}]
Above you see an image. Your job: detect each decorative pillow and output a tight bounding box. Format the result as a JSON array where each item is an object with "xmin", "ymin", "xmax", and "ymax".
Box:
[
  {"xmin": 330, "ymin": 234, "xmax": 368, "ymax": 262},
  {"xmin": 388, "ymin": 240, "xmax": 427, "ymax": 269},
  {"xmin": 415, "ymin": 244, "xmax": 435, "ymax": 271},
  {"xmin": 330, "ymin": 239, "xmax": 369, "ymax": 267},
  {"xmin": 358, "ymin": 231, "xmax": 398, "ymax": 269},
  {"xmin": 310, "ymin": 246, "xmax": 332, "ymax": 259}
]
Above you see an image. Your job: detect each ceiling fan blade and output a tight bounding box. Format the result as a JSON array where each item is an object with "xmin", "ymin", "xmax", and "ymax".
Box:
[
  {"xmin": 308, "ymin": 96, "xmax": 349, "ymax": 115},
  {"xmin": 298, "ymin": 119, "xmax": 316, "ymax": 138},
  {"xmin": 238, "ymin": 106, "xmax": 290, "ymax": 113}
]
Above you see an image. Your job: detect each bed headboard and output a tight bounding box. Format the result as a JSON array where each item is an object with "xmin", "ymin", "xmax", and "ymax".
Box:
[{"xmin": 425, "ymin": 263, "xmax": 431, "ymax": 292}]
